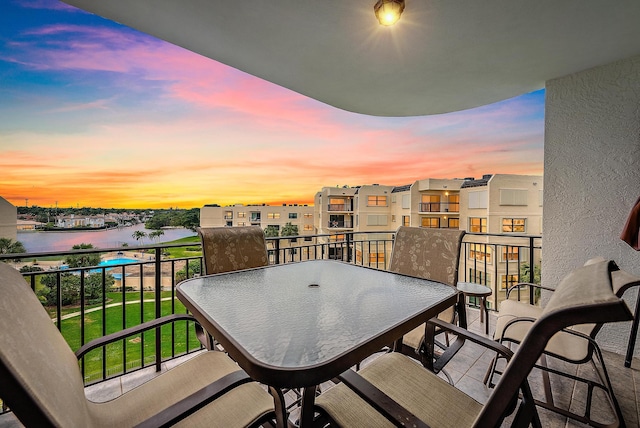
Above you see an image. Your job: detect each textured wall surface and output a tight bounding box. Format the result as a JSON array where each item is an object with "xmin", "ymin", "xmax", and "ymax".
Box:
[
  {"xmin": 0, "ymin": 197, "xmax": 17, "ymax": 242},
  {"xmin": 543, "ymin": 55, "xmax": 640, "ymax": 354}
]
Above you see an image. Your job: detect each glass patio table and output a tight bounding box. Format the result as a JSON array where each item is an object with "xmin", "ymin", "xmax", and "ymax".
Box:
[{"xmin": 176, "ymin": 259, "xmax": 459, "ymax": 427}]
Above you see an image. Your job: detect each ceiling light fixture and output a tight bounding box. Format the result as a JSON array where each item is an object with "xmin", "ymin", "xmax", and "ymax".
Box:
[{"xmin": 374, "ymin": 0, "xmax": 405, "ymax": 26}]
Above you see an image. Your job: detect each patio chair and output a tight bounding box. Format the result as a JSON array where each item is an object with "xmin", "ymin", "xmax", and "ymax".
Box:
[
  {"xmin": 484, "ymin": 257, "xmax": 640, "ymax": 427},
  {"xmin": 388, "ymin": 226, "xmax": 465, "ymax": 373},
  {"xmin": 314, "ymin": 259, "xmax": 632, "ymax": 428},
  {"xmin": 0, "ymin": 262, "xmax": 285, "ymax": 428},
  {"xmin": 198, "ymin": 226, "xmax": 269, "ymax": 275}
]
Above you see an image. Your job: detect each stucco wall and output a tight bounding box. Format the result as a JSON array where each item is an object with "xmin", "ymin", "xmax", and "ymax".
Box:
[
  {"xmin": 0, "ymin": 197, "xmax": 17, "ymax": 242},
  {"xmin": 543, "ymin": 54, "xmax": 640, "ymax": 354}
]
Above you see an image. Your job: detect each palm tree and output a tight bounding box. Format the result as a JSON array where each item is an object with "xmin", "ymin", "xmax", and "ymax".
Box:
[
  {"xmin": 148, "ymin": 229, "xmax": 164, "ymax": 243},
  {"xmin": 132, "ymin": 230, "xmax": 147, "ymax": 246},
  {"xmin": 0, "ymin": 238, "xmax": 26, "ymax": 254}
]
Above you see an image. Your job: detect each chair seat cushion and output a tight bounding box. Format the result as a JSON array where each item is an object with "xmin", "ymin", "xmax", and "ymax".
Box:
[
  {"xmin": 315, "ymin": 352, "xmax": 482, "ymax": 428},
  {"xmin": 495, "ymin": 300, "xmax": 594, "ymax": 362},
  {"xmin": 88, "ymin": 351, "xmax": 274, "ymax": 428},
  {"xmin": 403, "ymin": 307, "xmax": 455, "ymax": 349}
]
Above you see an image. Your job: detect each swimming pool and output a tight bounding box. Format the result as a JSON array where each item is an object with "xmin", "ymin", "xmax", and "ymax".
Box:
[{"xmin": 99, "ymin": 258, "xmax": 139, "ymax": 267}]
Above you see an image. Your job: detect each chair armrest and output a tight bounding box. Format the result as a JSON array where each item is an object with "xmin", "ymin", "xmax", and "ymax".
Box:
[
  {"xmin": 75, "ymin": 314, "xmax": 201, "ymax": 359},
  {"xmin": 134, "ymin": 370, "xmax": 252, "ymax": 428},
  {"xmin": 506, "ymin": 282, "xmax": 554, "ymax": 299},
  {"xmin": 429, "ymin": 318, "xmax": 513, "ymax": 361}
]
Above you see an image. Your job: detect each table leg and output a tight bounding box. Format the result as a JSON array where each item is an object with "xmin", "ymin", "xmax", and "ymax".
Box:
[
  {"xmin": 299, "ymin": 385, "xmax": 317, "ymax": 427},
  {"xmin": 624, "ymin": 293, "xmax": 640, "ymax": 368},
  {"xmin": 482, "ymin": 297, "xmax": 489, "ymax": 335}
]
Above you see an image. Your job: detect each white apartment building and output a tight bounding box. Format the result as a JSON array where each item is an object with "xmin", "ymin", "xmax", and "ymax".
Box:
[
  {"xmin": 55, "ymin": 214, "xmax": 106, "ymax": 229},
  {"xmin": 200, "ymin": 204, "xmax": 315, "ymax": 236},
  {"xmin": 458, "ymin": 174, "xmax": 543, "ymax": 308},
  {"xmin": 0, "ymin": 197, "xmax": 17, "ymax": 241},
  {"xmin": 200, "ymin": 174, "xmax": 542, "ymax": 286}
]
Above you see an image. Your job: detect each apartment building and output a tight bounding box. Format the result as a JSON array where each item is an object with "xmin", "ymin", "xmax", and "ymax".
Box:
[
  {"xmin": 55, "ymin": 214, "xmax": 106, "ymax": 229},
  {"xmin": 314, "ymin": 179, "xmax": 467, "ymax": 266},
  {"xmin": 458, "ymin": 174, "xmax": 543, "ymax": 308},
  {"xmin": 200, "ymin": 174, "xmax": 542, "ymax": 282},
  {"xmin": 0, "ymin": 196, "xmax": 17, "ymax": 241},
  {"xmin": 200, "ymin": 204, "xmax": 315, "ymax": 236}
]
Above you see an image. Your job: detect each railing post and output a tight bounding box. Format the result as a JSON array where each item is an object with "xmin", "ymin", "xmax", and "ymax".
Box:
[
  {"xmin": 274, "ymin": 238, "xmax": 281, "ymax": 265},
  {"xmin": 529, "ymin": 236, "xmax": 535, "ymax": 304},
  {"xmin": 155, "ymin": 246, "xmax": 162, "ymax": 372},
  {"xmin": 346, "ymin": 233, "xmax": 352, "ymax": 263}
]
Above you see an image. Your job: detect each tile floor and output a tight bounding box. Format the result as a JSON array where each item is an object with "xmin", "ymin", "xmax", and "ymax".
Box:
[{"xmin": 1, "ymin": 308, "xmax": 639, "ymax": 427}]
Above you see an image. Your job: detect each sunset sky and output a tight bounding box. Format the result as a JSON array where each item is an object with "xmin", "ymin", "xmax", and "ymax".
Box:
[{"xmin": 1, "ymin": 0, "xmax": 545, "ymax": 209}]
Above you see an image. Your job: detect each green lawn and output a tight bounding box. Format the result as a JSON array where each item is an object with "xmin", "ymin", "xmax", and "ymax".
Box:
[
  {"xmin": 60, "ymin": 296, "xmax": 203, "ymax": 383},
  {"xmin": 162, "ymin": 235, "xmax": 202, "ymax": 258},
  {"xmin": 29, "ymin": 235, "xmax": 206, "ymax": 383}
]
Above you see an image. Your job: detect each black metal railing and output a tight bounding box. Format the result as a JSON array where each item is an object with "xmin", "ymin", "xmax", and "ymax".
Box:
[
  {"xmin": 0, "ymin": 230, "xmax": 541, "ymax": 401},
  {"xmin": 419, "ymin": 202, "xmax": 460, "ymax": 212},
  {"xmin": 327, "ymin": 220, "xmax": 353, "ymax": 228},
  {"xmin": 327, "ymin": 203, "xmax": 352, "ymax": 211}
]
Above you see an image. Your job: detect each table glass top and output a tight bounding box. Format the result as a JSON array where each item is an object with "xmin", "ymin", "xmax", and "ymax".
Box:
[{"xmin": 178, "ymin": 260, "xmax": 456, "ymax": 369}]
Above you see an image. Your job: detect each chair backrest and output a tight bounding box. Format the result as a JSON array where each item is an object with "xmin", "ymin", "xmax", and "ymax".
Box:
[
  {"xmin": 198, "ymin": 226, "xmax": 269, "ymax": 275},
  {"xmin": 0, "ymin": 262, "xmax": 92, "ymax": 427},
  {"xmin": 389, "ymin": 226, "xmax": 465, "ymax": 286},
  {"xmin": 475, "ymin": 260, "xmax": 632, "ymax": 426}
]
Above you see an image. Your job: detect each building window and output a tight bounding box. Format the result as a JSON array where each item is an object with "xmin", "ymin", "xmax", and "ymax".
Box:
[
  {"xmin": 402, "ymin": 215, "xmax": 410, "ymax": 227},
  {"xmin": 448, "ymin": 218, "xmax": 460, "ymax": 229},
  {"xmin": 367, "ymin": 195, "xmax": 387, "ymax": 206},
  {"xmin": 368, "ymin": 253, "xmax": 385, "ymax": 264},
  {"xmin": 289, "ymin": 213, "xmax": 298, "ymax": 219},
  {"xmin": 501, "ymin": 246, "xmax": 521, "ymax": 262},
  {"xmin": 226, "ymin": 221, "xmax": 232, "ymax": 227},
  {"xmin": 330, "ymin": 234, "xmax": 345, "ymax": 242},
  {"xmin": 304, "ymin": 213, "xmax": 313, "ymax": 219},
  {"xmin": 303, "ymin": 224, "xmax": 313, "ymax": 231},
  {"xmin": 250, "ymin": 212, "xmax": 261, "ymax": 221},
  {"xmin": 402, "ymin": 194, "xmax": 411, "ymax": 209},
  {"xmin": 500, "ymin": 189, "xmax": 528, "ymax": 206},
  {"xmin": 224, "ymin": 211, "xmax": 233, "ymax": 219},
  {"xmin": 502, "ymin": 218, "xmax": 526, "ymax": 233},
  {"xmin": 237, "ymin": 222, "xmax": 246, "ymax": 226},
  {"xmin": 469, "ymin": 244, "xmax": 491, "ymax": 263},
  {"xmin": 421, "ymin": 195, "xmax": 441, "ymax": 212},
  {"xmin": 391, "ymin": 215, "xmax": 396, "ymax": 222},
  {"xmin": 469, "ymin": 217, "xmax": 487, "ymax": 233},
  {"xmin": 267, "ymin": 212, "xmax": 281, "ymax": 219},
  {"xmin": 468, "ymin": 190, "xmax": 488, "ymax": 209},
  {"xmin": 237, "ymin": 212, "xmax": 246, "ymax": 218},
  {"xmin": 367, "ymin": 214, "xmax": 388, "ymax": 226},
  {"xmin": 421, "ymin": 217, "xmax": 440, "ymax": 228},
  {"xmin": 447, "ymin": 194, "xmax": 460, "ymax": 212},
  {"xmin": 501, "ymin": 274, "xmax": 519, "ymax": 290}
]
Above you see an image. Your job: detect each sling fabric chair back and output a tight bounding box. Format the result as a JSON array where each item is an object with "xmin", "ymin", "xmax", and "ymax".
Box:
[
  {"xmin": 388, "ymin": 226, "xmax": 465, "ymax": 357},
  {"xmin": 198, "ymin": 226, "xmax": 269, "ymax": 275}
]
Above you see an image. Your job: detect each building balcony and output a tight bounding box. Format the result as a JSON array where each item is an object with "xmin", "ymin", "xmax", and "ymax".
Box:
[
  {"xmin": 1, "ymin": 232, "xmax": 638, "ymax": 427},
  {"xmin": 419, "ymin": 202, "xmax": 460, "ymax": 213},
  {"xmin": 327, "ymin": 220, "xmax": 352, "ymax": 229},
  {"xmin": 327, "ymin": 204, "xmax": 352, "ymax": 212}
]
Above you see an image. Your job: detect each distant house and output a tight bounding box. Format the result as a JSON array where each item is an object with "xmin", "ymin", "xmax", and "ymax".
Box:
[
  {"xmin": 16, "ymin": 219, "xmax": 44, "ymax": 231},
  {"xmin": 56, "ymin": 214, "xmax": 105, "ymax": 229},
  {"xmin": 0, "ymin": 197, "xmax": 17, "ymax": 241}
]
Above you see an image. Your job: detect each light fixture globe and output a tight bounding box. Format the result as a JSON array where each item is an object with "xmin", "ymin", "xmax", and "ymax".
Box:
[{"xmin": 374, "ymin": 0, "xmax": 405, "ymax": 26}]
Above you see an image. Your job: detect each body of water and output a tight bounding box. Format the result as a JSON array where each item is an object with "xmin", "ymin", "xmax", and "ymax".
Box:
[{"xmin": 17, "ymin": 223, "xmax": 197, "ymax": 253}]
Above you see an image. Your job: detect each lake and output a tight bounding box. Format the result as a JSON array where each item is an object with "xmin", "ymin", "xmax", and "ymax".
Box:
[{"xmin": 17, "ymin": 223, "xmax": 197, "ymax": 252}]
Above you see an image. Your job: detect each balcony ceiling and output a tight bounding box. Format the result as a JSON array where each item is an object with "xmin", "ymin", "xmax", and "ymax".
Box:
[{"xmin": 62, "ymin": 0, "xmax": 640, "ymax": 117}]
